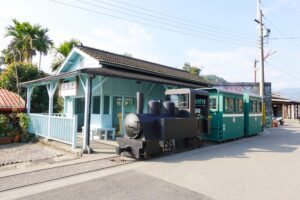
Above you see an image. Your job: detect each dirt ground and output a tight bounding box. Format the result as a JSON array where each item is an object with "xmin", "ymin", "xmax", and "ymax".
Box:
[{"xmin": 0, "ymin": 142, "xmax": 74, "ymax": 170}]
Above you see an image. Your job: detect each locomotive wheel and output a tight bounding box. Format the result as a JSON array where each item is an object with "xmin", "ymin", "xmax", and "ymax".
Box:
[
  {"xmin": 143, "ymin": 151, "xmax": 150, "ymax": 159},
  {"xmin": 175, "ymin": 139, "xmax": 185, "ymax": 149},
  {"xmin": 163, "ymin": 140, "xmax": 173, "ymax": 152}
]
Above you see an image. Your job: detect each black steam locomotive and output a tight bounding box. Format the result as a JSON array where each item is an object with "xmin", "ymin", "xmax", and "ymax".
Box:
[{"xmin": 116, "ymin": 89, "xmax": 210, "ymax": 159}]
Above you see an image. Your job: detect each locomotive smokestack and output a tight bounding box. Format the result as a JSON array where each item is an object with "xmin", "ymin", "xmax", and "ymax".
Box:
[{"xmin": 136, "ymin": 92, "xmax": 144, "ymax": 114}]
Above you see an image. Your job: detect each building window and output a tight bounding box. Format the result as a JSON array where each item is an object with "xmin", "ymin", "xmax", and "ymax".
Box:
[
  {"xmin": 93, "ymin": 96, "xmax": 100, "ymax": 114},
  {"xmin": 210, "ymin": 97, "xmax": 217, "ymax": 110},
  {"xmin": 104, "ymin": 96, "xmax": 110, "ymax": 114},
  {"xmin": 124, "ymin": 97, "xmax": 135, "ymax": 107},
  {"xmin": 75, "ymin": 98, "xmax": 84, "ymax": 113}
]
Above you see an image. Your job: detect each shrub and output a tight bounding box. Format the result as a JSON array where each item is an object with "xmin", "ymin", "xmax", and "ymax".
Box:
[
  {"xmin": 0, "ymin": 114, "xmax": 8, "ymax": 135},
  {"xmin": 16, "ymin": 112, "xmax": 30, "ymax": 134}
]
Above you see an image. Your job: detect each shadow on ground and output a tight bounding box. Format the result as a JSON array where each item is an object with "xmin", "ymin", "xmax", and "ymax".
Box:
[{"xmin": 149, "ymin": 125, "xmax": 300, "ymax": 163}]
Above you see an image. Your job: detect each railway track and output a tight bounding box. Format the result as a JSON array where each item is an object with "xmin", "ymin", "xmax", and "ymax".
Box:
[{"xmin": 0, "ymin": 156, "xmax": 136, "ymax": 192}]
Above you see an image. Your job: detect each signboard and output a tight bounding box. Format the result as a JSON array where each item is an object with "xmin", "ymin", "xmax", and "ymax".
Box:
[{"xmin": 59, "ymin": 81, "xmax": 78, "ymax": 97}]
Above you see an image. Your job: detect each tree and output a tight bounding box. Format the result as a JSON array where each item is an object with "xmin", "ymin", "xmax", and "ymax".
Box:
[
  {"xmin": 0, "ymin": 62, "xmax": 49, "ymax": 113},
  {"xmin": 123, "ymin": 52, "xmax": 133, "ymax": 57},
  {"xmin": 51, "ymin": 39, "xmax": 81, "ymax": 72},
  {"xmin": 34, "ymin": 28, "xmax": 54, "ymax": 69},
  {"xmin": 0, "ymin": 48, "xmax": 15, "ymax": 65},
  {"xmin": 182, "ymin": 62, "xmax": 201, "ymax": 76},
  {"xmin": 4, "ymin": 19, "xmax": 53, "ymax": 65},
  {"xmin": 202, "ymin": 75, "xmax": 228, "ymax": 84}
]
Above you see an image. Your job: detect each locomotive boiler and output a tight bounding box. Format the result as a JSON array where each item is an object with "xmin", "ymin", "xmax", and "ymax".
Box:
[{"xmin": 116, "ymin": 88, "xmax": 210, "ymax": 159}]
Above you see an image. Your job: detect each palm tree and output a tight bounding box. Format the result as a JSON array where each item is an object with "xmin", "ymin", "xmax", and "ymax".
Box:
[
  {"xmin": 34, "ymin": 28, "xmax": 54, "ymax": 70},
  {"xmin": 51, "ymin": 39, "xmax": 80, "ymax": 72},
  {"xmin": 5, "ymin": 19, "xmax": 53, "ymax": 66}
]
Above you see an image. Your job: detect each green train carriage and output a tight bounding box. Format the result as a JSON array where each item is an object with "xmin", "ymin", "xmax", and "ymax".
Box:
[
  {"xmin": 244, "ymin": 93, "xmax": 263, "ymax": 136},
  {"xmin": 200, "ymin": 88, "xmax": 245, "ymax": 142}
]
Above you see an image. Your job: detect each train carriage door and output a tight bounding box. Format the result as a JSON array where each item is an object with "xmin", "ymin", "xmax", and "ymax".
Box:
[{"xmin": 195, "ymin": 95, "xmax": 209, "ymax": 133}]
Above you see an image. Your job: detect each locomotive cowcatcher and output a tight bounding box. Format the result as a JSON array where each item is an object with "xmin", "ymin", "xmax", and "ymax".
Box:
[{"xmin": 116, "ymin": 88, "xmax": 210, "ymax": 159}]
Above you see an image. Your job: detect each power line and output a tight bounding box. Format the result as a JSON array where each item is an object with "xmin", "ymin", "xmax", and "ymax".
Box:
[
  {"xmin": 91, "ymin": 0, "xmax": 257, "ymax": 41},
  {"xmin": 265, "ymin": 61, "xmax": 299, "ymax": 81},
  {"xmin": 50, "ymin": 0, "xmax": 256, "ymax": 47},
  {"xmin": 110, "ymin": 0, "xmax": 257, "ymax": 39},
  {"xmin": 264, "ymin": 16, "xmax": 300, "ymax": 49},
  {"xmin": 76, "ymin": 0, "xmax": 256, "ymax": 45}
]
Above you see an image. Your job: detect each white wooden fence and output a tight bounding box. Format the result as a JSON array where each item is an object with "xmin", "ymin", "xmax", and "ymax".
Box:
[{"xmin": 28, "ymin": 114, "xmax": 78, "ymax": 148}]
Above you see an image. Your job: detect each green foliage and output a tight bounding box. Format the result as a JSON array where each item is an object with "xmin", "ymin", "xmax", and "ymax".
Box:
[
  {"xmin": 16, "ymin": 113, "xmax": 30, "ymax": 134},
  {"xmin": 0, "ymin": 48, "xmax": 15, "ymax": 65},
  {"xmin": 202, "ymin": 75, "xmax": 228, "ymax": 84},
  {"xmin": 0, "ymin": 115, "xmax": 8, "ymax": 134},
  {"xmin": 0, "ymin": 62, "xmax": 49, "ymax": 113},
  {"xmin": 56, "ymin": 39, "xmax": 80, "ymax": 57},
  {"xmin": 4, "ymin": 18, "xmax": 53, "ymax": 64},
  {"xmin": 52, "ymin": 39, "xmax": 81, "ymax": 71},
  {"xmin": 123, "ymin": 52, "xmax": 133, "ymax": 57},
  {"xmin": 34, "ymin": 28, "xmax": 54, "ymax": 56},
  {"xmin": 182, "ymin": 62, "xmax": 201, "ymax": 76}
]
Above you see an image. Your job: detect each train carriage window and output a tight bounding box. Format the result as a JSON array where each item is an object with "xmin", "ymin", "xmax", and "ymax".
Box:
[
  {"xmin": 196, "ymin": 98, "xmax": 206, "ymax": 106},
  {"xmin": 225, "ymin": 97, "xmax": 234, "ymax": 112},
  {"xmin": 169, "ymin": 94, "xmax": 189, "ymax": 109},
  {"xmin": 195, "ymin": 95, "xmax": 208, "ymax": 119},
  {"xmin": 250, "ymin": 100, "xmax": 257, "ymax": 113},
  {"xmin": 257, "ymin": 101, "xmax": 261, "ymax": 113},
  {"xmin": 236, "ymin": 99, "xmax": 243, "ymax": 112},
  {"xmin": 210, "ymin": 97, "xmax": 217, "ymax": 110}
]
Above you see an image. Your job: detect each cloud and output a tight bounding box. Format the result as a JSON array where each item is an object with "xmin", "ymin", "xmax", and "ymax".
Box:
[
  {"xmin": 185, "ymin": 47, "xmax": 257, "ymax": 82},
  {"xmin": 88, "ymin": 22, "xmax": 154, "ymax": 57},
  {"xmin": 36, "ymin": 22, "xmax": 162, "ymax": 73},
  {"xmin": 263, "ymin": 0, "xmax": 300, "ymax": 13},
  {"xmin": 185, "ymin": 47, "xmax": 300, "ymax": 90}
]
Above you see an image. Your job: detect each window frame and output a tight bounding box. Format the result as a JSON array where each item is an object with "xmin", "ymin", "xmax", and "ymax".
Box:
[
  {"xmin": 92, "ymin": 95, "xmax": 101, "ymax": 114},
  {"xmin": 209, "ymin": 96, "xmax": 218, "ymax": 111},
  {"xmin": 235, "ymin": 98, "xmax": 243, "ymax": 113},
  {"xmin": 169, "ymin": 94, "xmax": 189, "ymax": 109},
  {"xmin": 224, "ymin": 97, "xmax": 234, "ymax": 113}
]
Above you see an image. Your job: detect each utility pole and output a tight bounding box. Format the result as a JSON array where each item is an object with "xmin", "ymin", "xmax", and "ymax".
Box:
[
  {"xmin": 254, "ymin": 59, "xmax": 258, "ymax": 83},
  {"xmin": 255, "ymin": 0, "xmax": 266, "ymax": 125}
]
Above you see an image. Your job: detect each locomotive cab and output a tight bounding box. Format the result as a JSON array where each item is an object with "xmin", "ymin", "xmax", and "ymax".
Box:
[{"xmin": 165, "ymin": 88, "xmax": 210, "ymax": 134}]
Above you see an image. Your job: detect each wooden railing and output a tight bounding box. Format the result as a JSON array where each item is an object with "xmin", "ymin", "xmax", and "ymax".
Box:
[{"xmin": 28, "ymin": 114, "xmax": 78, "ymax": 148}]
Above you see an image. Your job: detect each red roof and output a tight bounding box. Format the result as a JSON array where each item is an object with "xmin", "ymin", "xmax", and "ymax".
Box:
[{"xmin": 0, "ymin": 89, "xmax": 25, "ymax": 111}]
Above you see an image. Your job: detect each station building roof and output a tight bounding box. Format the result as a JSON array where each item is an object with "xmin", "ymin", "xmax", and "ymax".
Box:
[{"xmin": 20, "ymin": 45, "xmax": 210, "ymax": 88}]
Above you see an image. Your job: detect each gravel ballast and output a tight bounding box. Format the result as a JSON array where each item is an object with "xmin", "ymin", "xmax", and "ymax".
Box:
[{"xmin": 0, "ymin": 143, "xmax": 64, "ymax": 167}]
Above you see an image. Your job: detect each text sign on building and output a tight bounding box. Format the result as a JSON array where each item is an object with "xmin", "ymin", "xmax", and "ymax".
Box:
[{"xmin": 60, "ymin": 81, "xmax": 78, "ymax": 97}]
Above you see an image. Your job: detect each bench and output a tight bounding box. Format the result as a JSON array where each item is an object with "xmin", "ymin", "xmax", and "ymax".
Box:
[{"xmin": 82, "ymin": 126, "xmax": 116, "ymax": 140}]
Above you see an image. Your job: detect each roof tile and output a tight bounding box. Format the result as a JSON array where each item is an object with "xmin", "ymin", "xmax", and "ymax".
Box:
[
  {"xmin": 0, "ymin": 89, "xmax": 25, "ymax": 109},
  {"xmin": 76, "ymin": 45, "xmax": 208, "ymax": 85}
]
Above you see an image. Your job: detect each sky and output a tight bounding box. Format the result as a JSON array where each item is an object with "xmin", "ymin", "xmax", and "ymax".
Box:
[{"xmin": 0, "ymin": 0, "xmax": 300, "ymax": 92}]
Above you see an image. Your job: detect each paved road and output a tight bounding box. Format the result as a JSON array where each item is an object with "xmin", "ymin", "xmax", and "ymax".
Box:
[
  {"xmin": 20, "ymin": 170, "xmax": 212, "ymax": 200},
  {"xmin": 2, "ymin": 125, "xmax": 300, "ymax": 200}
]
